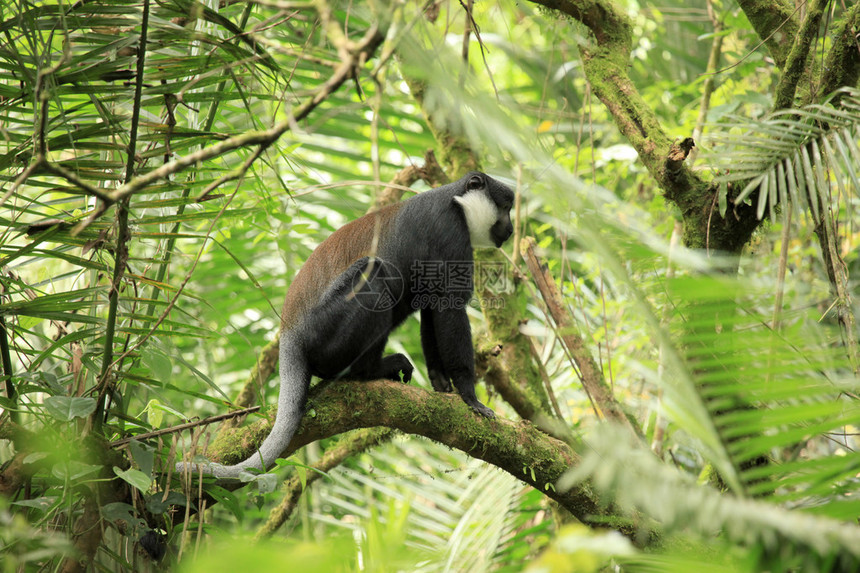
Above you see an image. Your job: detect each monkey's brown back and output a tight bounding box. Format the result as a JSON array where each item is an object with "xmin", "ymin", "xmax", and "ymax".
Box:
[{"xmin": 280, "ymin": 202, "xmax": 402, "ymax": 330}]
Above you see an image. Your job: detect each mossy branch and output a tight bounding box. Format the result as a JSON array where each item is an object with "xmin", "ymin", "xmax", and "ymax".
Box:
[
  {"xmin": 733, "ymin": 0, "xmax": 800, "ymax": 69},
  {"xmin": 821, "ymin": 1, "xmax": 860, "ymax": 100},
  {"xmin": 527, "ymin": 0, "xmax": 743, "ymax": 251},
  {"xmin": 773, "ymin": 0, "xmax": 828, "ymax": 110},
  {"xmin": 199, "ymin": 379, "xmax": 642, "ymax": 537}
]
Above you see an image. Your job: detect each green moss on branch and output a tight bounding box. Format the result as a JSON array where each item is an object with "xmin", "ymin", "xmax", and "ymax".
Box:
[{"xmin": 205, "ymin": 378, "xmax": 646, "ymax": 537}]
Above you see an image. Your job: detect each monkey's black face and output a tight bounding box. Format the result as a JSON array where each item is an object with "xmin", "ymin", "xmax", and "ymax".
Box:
[
  {"xmin": 487, "ymin": 176, "xmax": 515, "ymax": 247},
  {"xmin": 490, "ymin": 210, "xmax": 514, "ymax": 247}
]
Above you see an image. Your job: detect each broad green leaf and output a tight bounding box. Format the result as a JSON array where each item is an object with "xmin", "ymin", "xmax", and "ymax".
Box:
[
  {"xmin": 44, "ymin": 396, "xmax": 96, "ymax": 422},
  {"xmin": 113, "ymin": 467, "xmax": 153, "ymax": 493}
]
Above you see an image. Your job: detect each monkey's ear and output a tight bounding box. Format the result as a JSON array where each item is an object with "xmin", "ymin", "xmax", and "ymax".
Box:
[
  {"xmin": 466, "ymin": 174, "xmax": 484, "ymax": 190},
  {"xmin": 454, "ymin": 173, "xmax": 485, "ymax": 197}
]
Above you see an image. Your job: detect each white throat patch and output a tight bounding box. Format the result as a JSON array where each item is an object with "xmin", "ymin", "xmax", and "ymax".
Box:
[{"xmin": 454, "ymin": 191, "xmax": 497, "ymax": 248}]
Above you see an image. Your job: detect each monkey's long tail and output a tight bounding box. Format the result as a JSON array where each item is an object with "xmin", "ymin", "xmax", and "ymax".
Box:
[{"xmin": 174, "ymin": 331, "xmax": 309, "ymax": 481}]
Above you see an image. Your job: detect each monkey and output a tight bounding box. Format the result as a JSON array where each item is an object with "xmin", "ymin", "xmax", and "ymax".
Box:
[{"xmin": 176, "ymin": 172, "xmax": 515, "ymax": 480}]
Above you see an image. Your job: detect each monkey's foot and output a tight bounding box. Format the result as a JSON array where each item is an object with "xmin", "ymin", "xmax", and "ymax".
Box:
[{"xmin": 383, "ymin": 353, "xmax": 413, "ymax": 383}]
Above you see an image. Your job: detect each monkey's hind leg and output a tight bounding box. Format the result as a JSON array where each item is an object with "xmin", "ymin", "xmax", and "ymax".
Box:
[{"xmin": 306, "ymin": 257, "xmax": 414, "ymax": 383}]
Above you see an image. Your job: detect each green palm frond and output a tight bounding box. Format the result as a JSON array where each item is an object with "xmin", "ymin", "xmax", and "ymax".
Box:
[
  {"xmin": 311, "ymin": 438, "xmax": 549, "ymax": 571},
  {"xmin": 545, "ymin": 264, "xmax": 860, "ymax": 568},
  {"xmin": 707, "ymin": 87, "xmax": 860, "ymax": 221},
  {"xmin": 562, "ymin": 425, "xmax": 860, "ymax": 571},
  {"xmin": 663, "ymin": 274, "xmax": 859, "ymax": 488}
]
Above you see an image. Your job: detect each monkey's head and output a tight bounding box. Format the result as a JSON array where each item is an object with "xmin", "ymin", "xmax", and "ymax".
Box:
[{"xmin": 454, "ymin": 172, "xmax": 515, "ymax": 249}]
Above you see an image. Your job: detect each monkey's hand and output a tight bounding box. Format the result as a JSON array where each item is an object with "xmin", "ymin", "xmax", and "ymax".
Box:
[
  {"xmin": 429, "ymin": 370, "xmax": 454, "ymax": 393},
  {"xmin": 399, "ymin": 362, "xmax": 414, "ymax": 383}
]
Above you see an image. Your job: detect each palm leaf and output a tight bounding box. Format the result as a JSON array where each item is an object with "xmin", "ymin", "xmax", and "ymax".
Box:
[
  {"xmin": 708, "ymin": 87, "xmax": 860, "ymax": 221},
  {"xmin": 310, "ymin": 438, "xmax": 549, "ymax": 571},
  {"xmin": 562, "ymin": 425, "xmax": 860, "ymax": 570}
]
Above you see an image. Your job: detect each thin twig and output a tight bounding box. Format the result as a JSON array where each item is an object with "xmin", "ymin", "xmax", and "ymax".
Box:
[
  {"xmin": 77, "ymin": 20, "xmax": 382, "ymax": 221},
  {"xmin": 106, "ymin": 183, "xmax": 241, "ymax": 376},
  {"xmin": 92, "ymin": 0, "xmax": 151, "ymax": 430},
  {"xmin": 0, "ymin": 316, "xmax": 18, "ymax": 425},
  {"xmin": 460, "ymin": 0, "xmax": 472, "ymax": 84},
  {"xmin": 689, "ymin": 0, "xmax": 723, "ymax": 165},
  {"xmin": 110, "ymin": 406, "xmax": 261, "ymax": 448},
  {"xmin": 511, "ymin": 164, "xmax": 523, "ymax": 265},
  {"xmin": 704, "ymin": 0, "xmax": 808, "ymax": 77},
  {"xmin": 458, "ymin": 0, "xmax": 498, "ymax": 97},
  {"xmin": 195, "ymin": 145, "xmax": 266, "ymax": 201},
  {"xmin": 598, "ymin": 271, "xmax": 614, "ymax": 390},
  {"xmin": 521, "ymin": 237, "xmax": 644, "ymax": 441},
  {"xmin": 0, "ymin": 50, "xmax": 76, "ymax": 208},
  {"xmin": 527, "ymin": 337, "xmax": 564, "ymax": 420},
  {"xmin": 144, "ymin": 2, "xmax": 256, "ymax": 317},
  {"xmin": 180, "ymin": 23, "xmax": 382, "ymax": 203},
  {"xmin": 41, "ymin": 162, "xmax": 113, "ymax": 202},
  {"xmin": 0, "ymin": 160, "xmax": 41, "ymax": 209}
]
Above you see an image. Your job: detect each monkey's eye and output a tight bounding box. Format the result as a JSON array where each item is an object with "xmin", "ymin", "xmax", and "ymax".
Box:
[{"xmin": 467, "ymin": 175, "xmax": 483, "ymax": 190}]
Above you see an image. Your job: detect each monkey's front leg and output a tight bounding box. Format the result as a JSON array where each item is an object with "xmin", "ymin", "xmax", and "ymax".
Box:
[
  {"xmin": 431, "ymin": 307, "xmax": 495, "ymax": 418},
  {"xmin": 420, "ymin": 308, "xmax": 454, "ymax": 392}
]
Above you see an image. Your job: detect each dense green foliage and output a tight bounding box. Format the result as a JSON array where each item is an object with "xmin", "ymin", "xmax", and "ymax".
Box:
[{"xmin": 0, "ymin": 0, "xmax": 859, "ymax": 571}]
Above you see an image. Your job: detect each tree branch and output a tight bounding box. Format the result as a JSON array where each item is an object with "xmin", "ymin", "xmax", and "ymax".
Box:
[
  {"xmin": 111, "ymin": 406, "xmax": 261, "ymax": 448},
  {"xmin": 526, "ymin": 0, "xmax": 754, "ymax": 251},
  {"xmin": 197, "ymin": 378, "xmax": 643, "ymax": 537},
  {"xmin": 521, "ymin": 237, "xmax": 644, "ymax": 440},
  {"xmin": 820, "ymin": 1, "xmax": 860, "ymax": 99},
  {"xmin": 733, "ymin": 0, "xmax": 800, "ymax": 69},
  {"xmin": 73, "ymin": 21, "xmax": 386, "ymax": 233},
  {"xmin": 689, "ymin": 0, "xmax": 724, "ymax": 165},
  {"xmin": 773, "ymin": 0, "xmax": 828, "ymax": 110},
  {"xmin": 370, "ymin": 149, "xmax": 449, "ymax": 210}
]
